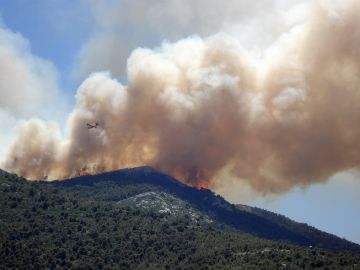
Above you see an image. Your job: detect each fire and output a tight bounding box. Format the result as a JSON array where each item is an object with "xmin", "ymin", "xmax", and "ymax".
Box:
[
  {"xmin": 79, "ymin": 166, "xmax": 90, "ymax": 176},
  {"xmin": 196, "ymin": 181, "xmax": 209, "ymax": 190}
]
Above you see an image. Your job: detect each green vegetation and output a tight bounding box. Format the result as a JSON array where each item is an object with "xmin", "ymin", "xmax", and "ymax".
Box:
[
  {"xmin": 53, "ymin": 167, "xmax": 360, "ymax": 252},
  {"xmin": 236, "ymin": 204, "xmax": 360, "ymax": 252},
  {"xmin": 1, "ymin": 170, "xmax": 360, "ymax": 269}
]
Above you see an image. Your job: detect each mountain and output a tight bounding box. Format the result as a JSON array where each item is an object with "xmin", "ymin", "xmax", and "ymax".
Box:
[
  {"xmin": 235, "ymin": 204, "xmax": 356, "ymax": 251},
  {"xmin": 1, "ymin": 167, "xmax": 360, "ymax": 269},
  {"xmin": 51, "ymin": 166, "xmax": 360, "ymax": 253}
]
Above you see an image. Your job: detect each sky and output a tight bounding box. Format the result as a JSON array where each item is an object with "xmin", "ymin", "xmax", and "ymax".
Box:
[{"xmin": 0, "ymin": 0, "xmax": 359, "ymax": 244}]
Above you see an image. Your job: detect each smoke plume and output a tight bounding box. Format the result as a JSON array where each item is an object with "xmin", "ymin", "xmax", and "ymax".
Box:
[{"xmin": 2, "ymin": 1, "xmax": 360, "ymax": 194}]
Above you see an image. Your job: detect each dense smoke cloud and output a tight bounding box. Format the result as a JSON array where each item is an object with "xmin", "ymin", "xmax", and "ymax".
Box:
[{"xmin": 3, "ymin": 0, "xmax": 360, "ymax": 194}]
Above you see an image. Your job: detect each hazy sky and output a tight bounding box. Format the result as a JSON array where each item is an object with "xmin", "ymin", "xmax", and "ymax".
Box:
[{"xmin": 0, "ymin": 0, "xmax": 359, "ymax": 244}]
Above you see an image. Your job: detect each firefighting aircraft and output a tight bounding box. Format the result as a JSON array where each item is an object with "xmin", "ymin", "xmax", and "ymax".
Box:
[{"xmin": 86, "ymin": 122, "xmax": 99, "ymax": 129}]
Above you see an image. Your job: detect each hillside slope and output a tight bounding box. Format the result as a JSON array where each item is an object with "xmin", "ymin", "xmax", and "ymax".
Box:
[
  {"xmin": 236, "ymin": 204, "xmax": 356, "ymax": 251},
  {"xmin": 1, "ymin": 169, "xmax": 360, "ymax": 269},
  {"xmin": 51, "ymin": 166, "xmax": 360, "ymax": 253}
]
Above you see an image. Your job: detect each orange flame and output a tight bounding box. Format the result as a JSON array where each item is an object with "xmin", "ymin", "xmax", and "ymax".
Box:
[{"xmin": 196, "ymin": 181, "xmax": 209, "ymax": 190}]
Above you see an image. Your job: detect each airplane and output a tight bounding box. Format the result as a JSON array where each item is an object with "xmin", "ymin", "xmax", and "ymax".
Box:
[{"xmin": 86, "ymin": 122, "xmax": 99, "ymax": 129}]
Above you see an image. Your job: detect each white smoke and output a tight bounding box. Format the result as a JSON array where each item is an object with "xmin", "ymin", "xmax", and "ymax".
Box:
[{"xmin": 75, "ymin": 0, "xmax": 310, "ymax": 79}]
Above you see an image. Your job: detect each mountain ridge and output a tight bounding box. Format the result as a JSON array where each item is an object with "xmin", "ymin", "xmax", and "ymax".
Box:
[{"xmin": 48, "ymin": 166, "xmax": 360, "ymax": 253}]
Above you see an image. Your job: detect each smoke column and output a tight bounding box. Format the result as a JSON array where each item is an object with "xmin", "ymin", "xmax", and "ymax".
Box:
[{"xmin": 2, "ymin": 1, "xmax": 360, "ymax": 194}]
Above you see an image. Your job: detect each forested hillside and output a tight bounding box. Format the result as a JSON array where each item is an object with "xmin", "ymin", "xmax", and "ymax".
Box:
[
  {"xmin": 52, "ymin": 167, "xmax": 360, "ymax": 252},
  {"xmin": 1, "ymin": 169, "xmax": 360, "ymax": 269}
]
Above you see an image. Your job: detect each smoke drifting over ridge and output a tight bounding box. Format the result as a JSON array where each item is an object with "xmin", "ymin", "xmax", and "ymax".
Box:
[{"xmin": 2, "ymin": 1, "xmax": 360, "ymax": 194}]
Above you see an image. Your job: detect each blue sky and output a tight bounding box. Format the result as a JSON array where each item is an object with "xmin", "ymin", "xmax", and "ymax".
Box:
[
  {"xmin": 0, "ymin": 0, "xmax": 359, "ymax": 244},
  {"xmin": 0, "ymin": 0, "xmax": 93, "ymax": 95},
  {"xmin": 252, "ymin": 172, "xmax": 360, "ymax": 244}
]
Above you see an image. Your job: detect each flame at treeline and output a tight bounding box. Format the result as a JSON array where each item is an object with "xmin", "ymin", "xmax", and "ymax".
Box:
[
  {"xmin": 72, "ymin": 163, "xmax": 210, "ymax": 190},
  {"xmin": 79, "ymin": 163, "xmax": 210, "ymax": 190},
  {"xmin": 196, "ymin": 182, "xmax": 210, "ymax": 190}
]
